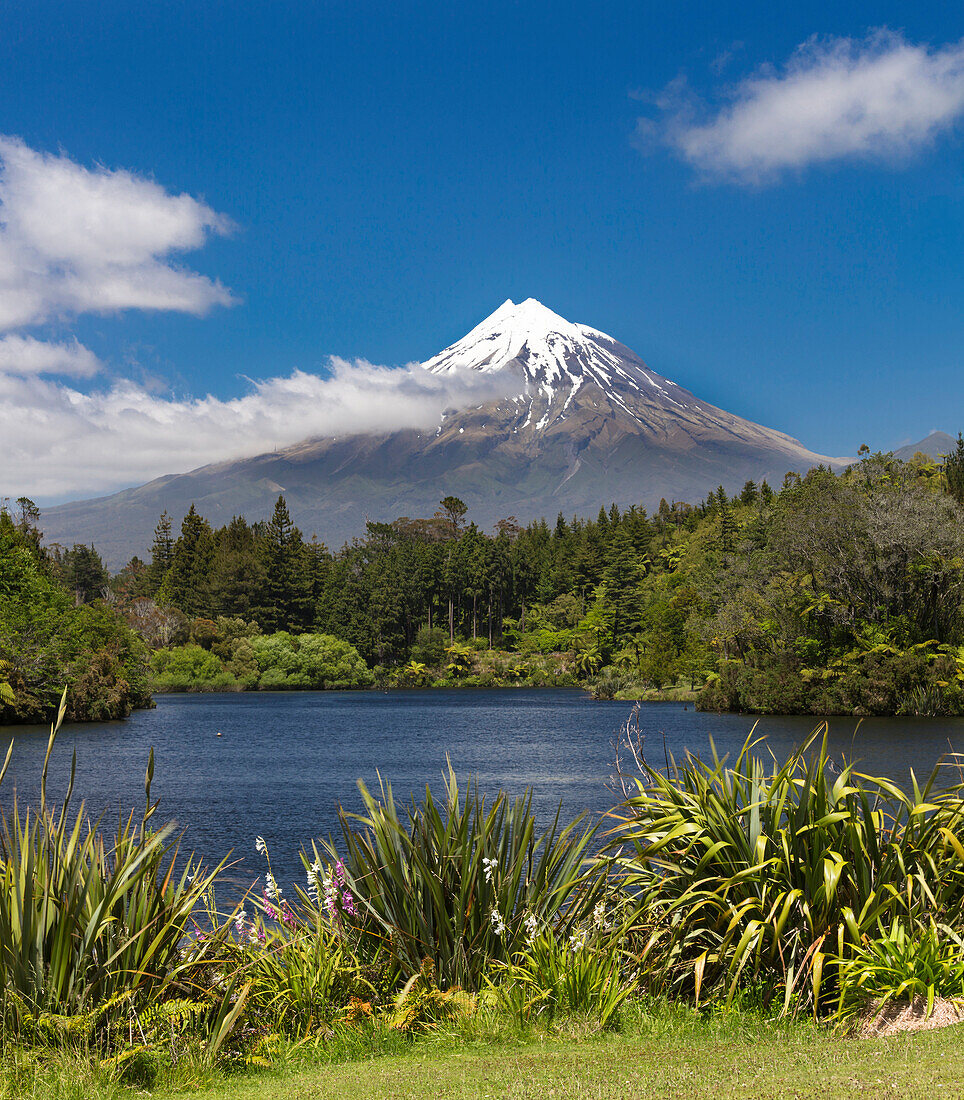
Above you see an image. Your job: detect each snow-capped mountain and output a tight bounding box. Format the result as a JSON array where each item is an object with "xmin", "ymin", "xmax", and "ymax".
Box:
[
  {"xmin": 423, "ymin": 297, "xmax": 693, "ymax": 433},
  {"xmin": 43, "ymin": 299, "xmax": 849, "ymax": 567}
]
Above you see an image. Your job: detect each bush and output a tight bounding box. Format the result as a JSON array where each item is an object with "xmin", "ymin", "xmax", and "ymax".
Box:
[
  {"xmin": 609, "ymin": 728, "xmax": 964, "ymax": 1015},
  {"xmin": 488, "ymin": 930, "xmax": 633, "ymax": 1028},
  {"xmin": 0, "ymin": 524, "xmax": 152, "ymax": 723},
  {"xmin": 699, "ymin": 650, "xmax": 964, "ymax": 717},
  {"xmin": 0, "ymin": 701, "xmax": 227, "ymax": 1026},
  {"xmin": 305, "ymin": 767, "xmax": 603, "ymax": 991},
  {"xmin": 251, "ymin": 632, "xmax": 373, "ymax": 689},
  {"xmin": 410, "ymin": 626, "xmax": 448, "ymax": 667},
  {"xmin": 151, "ymin": 643, "xmax": 226, "ymax": 690}
]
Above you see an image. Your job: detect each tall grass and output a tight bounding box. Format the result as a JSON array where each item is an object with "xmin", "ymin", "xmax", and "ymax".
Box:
[
  {"xmin": 0, "ymin": 692, "xmax": 228, "ymax": 1037},
  {"xmin": 305, "ymin": 764, "xmax": 604, "ymax": 991},
  {"xmin": 608, "ymin": 728, "xmax": 964, "ymax": 1014}
]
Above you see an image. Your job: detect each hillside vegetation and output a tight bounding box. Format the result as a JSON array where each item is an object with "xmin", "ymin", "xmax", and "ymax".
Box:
[
  {"xmin": 5, "ymin": 439, "xmax": 964, "ymax": 720},
  {"xmin": 0, "ymin": 503, "xmax": 151, "ymax": 724},
  {"xmin": 118, "ymin": 440, "xmax": 964, "ymax": 715}
]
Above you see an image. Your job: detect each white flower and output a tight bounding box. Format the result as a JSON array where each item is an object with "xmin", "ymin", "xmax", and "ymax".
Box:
[
  {"xmin": 234, "ymin": 909, "xmax": 247, "ymax": 935},
  {"xmin": 569, "ymin": 929, "xmax": 586, "ymax": 953},
  {"xmin": 524, "ymin": 911, "xmax": 540, "ymax": 944},
  {"xmin": 482, "ymin": 857, "xmax": 498, "ymax": 884},
  {"xmin": 307, "ymin": 860, "xmax": 323, "ymax": 904},
  {"xmin": 593, "ymin": 902, "xmax": 609, "ymax": 930},
  {"xmin": 265, "ymin": 872, "xmax": 279, "ymax": 902},
  {"xmin": 490, "ymin": 907, "xmax": 507, "ymax": 938},
  {"xmin": 255, "ymin": 836, "xmax": 267, "ymax": 856}
]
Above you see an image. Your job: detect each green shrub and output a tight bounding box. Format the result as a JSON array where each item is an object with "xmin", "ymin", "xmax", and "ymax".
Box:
[
  {"xmin": 0, "ymin": 697, "xmax": 227, "ymax": 1029},
  {"xmin": 410, "ymin": 626, "xmax": 447, "ymax": 667},
  {"xmin": 251, "ymin": 632, "xmax": 373, "ymax": 689},
  {"xmin": 245, "ymin": 915, "xmax": 368, "ymax": 1036},
  {"xmin": 0, "ymin": 526, "xmax": 151, "ymax": 724},
  {"xmin": 151, "ymin": 644, "xmax": 226, "ymax": 690},
  {"xmin": 836, "ymin": 920, "xmax": 964, "ymax": 1022},
  {"xmin": 609, "ymin": 728, "xmax": 964, "ymax": 1015},
  {"xmin": 488, "ymin": 929, "xmax": 633, "ymax": 1029},
  {"xmin": 304, "ymin": 767, "xmax": 603, "ymax": 991}
]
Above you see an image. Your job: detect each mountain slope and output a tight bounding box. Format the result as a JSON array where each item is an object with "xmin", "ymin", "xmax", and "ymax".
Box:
[
  {"xmin": 892, "ymin": 431, "xmax": 956, "ymax": 462},
  {"xmin": 43, "ymin": 299, "xmax": 850, "ymax": 567}
]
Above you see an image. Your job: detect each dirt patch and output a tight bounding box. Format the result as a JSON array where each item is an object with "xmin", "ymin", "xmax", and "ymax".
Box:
[{"xmin": 859, "ymin": 995, "xmax": 964, "ymax": 1038}]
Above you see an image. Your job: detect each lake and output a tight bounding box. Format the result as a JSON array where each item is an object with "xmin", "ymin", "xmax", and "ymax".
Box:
[{"xmin": 2, "ymin": 689, "xmax": 963, "ymax": 898}]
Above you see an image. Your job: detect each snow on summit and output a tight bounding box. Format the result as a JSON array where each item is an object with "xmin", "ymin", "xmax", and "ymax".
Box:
[{"xmin": 421, "ymin": 297, "xmax": 688, "ymax": 428}]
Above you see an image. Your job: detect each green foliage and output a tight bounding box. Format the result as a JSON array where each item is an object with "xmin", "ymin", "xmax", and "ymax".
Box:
[
  {"xmin": 386, "ymin": 957, "xmax": 474, "ymax": 1032},
  {"xmin": 151, "ymin": 644, "xmax": 233, "ymax": 691},
  {"xmin": 410, "ymin": 625, "xmax": 448, "ymax": 666},
  {"xmin": 0, "ymin": 695, "xmax": 228, "ymax": 1028},
  {"xmin": 0, "ymin": 510, "xmax": 152, "ymax": 724},
  {"xmin": 488, "ymin": 930, "xmax": 634, "ymax": 1029},
  {"xmin": 836, "ymin": 920, "xmax": 964, "ymax": 1023},
  {"xmin": 307, "ymin": 767, "xmax": 603, "ymax": 991},
  {"xmin": 245, "ymin": 917, "xmax": 368, "ymax": 1036},
  {"xmin": 609, "ymin": 728, "xmax": 964, "ymax": 1016},
  {"xmin": 150, "ymin": 631, "xmax": 372, "ymax": 691},
  {"xmin": 252, "ymin": 632, "xmax": 373, "ymax": 690}
]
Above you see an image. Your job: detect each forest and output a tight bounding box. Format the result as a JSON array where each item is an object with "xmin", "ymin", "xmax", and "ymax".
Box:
[
  {"xmin": 0, "ymin": 501, "xmax": 151, "ymax": 724},
  {"xmin": 4, "ymin": 438, "xmax": 964, "ymax": 722}
]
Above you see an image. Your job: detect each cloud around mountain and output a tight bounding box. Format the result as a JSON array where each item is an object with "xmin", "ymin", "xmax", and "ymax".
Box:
[
  {"xmin": 0, "ymin": 138, "xmax": 510, "ymax": 502},
  {"xmin": 0, "ymin": 357, "xmax": 512, "ymax": 502},
  {"xmin": 640, "ymin": 30, "xmax": 964, "ymax": 182}
]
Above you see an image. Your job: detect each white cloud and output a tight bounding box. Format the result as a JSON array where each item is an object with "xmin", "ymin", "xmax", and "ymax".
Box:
[
  {"xmin": 0, "ymin": 137, "xmax": 514, "ymax": 501},
  {"xmin": 647, "ymin": 30, "xmax": 964, "ymax": 181},
  {"xmin": 0, "ymin": 136, "xmax": 234, "ymax": 330},
  {"xmin": 0, "ymin": 334, "xmax": 102, "ymax": 376},
  {"xmin": 0, "ymin": 359, "xmax": 513, "ymax": 499}
]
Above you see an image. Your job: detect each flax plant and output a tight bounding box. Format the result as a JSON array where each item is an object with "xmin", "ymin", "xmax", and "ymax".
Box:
[
  {"xmin": 608, "ymin": 727, "xmax": 964, "ymax": 1015},
  {"xmin": 306, "ymin": 764, "xmax": 604, "ymax": 991},
  {"xmin": 0, "ymin": 691, "xmax": 227, "ymax": 1035}
]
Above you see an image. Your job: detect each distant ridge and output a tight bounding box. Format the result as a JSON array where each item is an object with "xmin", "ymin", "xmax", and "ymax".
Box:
[
  {"xmin": 43, "ymin": 299, "xmax": 853, "ymax": 568},
  {"xmin": 892, "ymin": 431, "xmax": 957, "ymax": 463}
]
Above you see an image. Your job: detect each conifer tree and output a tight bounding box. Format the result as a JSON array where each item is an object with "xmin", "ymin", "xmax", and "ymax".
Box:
[
  {"xmin": 602, "ymin": 527, "xmax": 642, "ymax": 645},
  {"xmin": 162, "ymin": 505, "xmax": 214, "ymax": 617},
  {"xmin": 944, "ymin": 433, "xmax": 964, "ymax": 505},
  {"xmin": 256, "ymin": 495, "xmax": 312, "ymax": 632},
  {"xmin": 148, "ymin": 511, "xmax": 175, "ymax": 595}
]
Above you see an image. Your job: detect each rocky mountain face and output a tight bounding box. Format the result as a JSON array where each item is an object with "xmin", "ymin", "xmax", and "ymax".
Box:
[{"xmin": 42, "ymin": 298, "xmax": 848, "ymax": 567}]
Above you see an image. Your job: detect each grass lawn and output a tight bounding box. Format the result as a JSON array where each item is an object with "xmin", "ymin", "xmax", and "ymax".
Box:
[
  {"xmin": 155, "ymin": 1009, "xmax": 964, "ymax": 1100},
  {"xmin": 7, "ymin": 1005, "xmax": 964, "ymax": 1099}
]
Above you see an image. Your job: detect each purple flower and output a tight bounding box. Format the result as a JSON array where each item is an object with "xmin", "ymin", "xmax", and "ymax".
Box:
[
  {"xmin": 282, "ymin": 903, "xmax": 297, "ymax": 929},
  {"xmin": 262, "ymin": 892, "xmax": 278, "ymax": 920},
  {"xmin": 335, "ymin": 859, "xmax": 346, "ymax": 885},
  {"xmin": 342, "ymin": 890, "xmax": 356, "ymax": 917}
]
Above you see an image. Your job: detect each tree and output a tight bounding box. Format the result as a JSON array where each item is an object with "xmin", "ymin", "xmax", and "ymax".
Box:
[
  {"xmin": 739, "ymin": 480, "xmax": 759, "ymax": 505},
  {"xmin": 162, "ymin": 505, "xmax": 215, "ymax": 618},
  {"xmin": 256, "ymin": 495, "xmax": 312, "ymax": 632},
  {"xmin": 602, "ymin": 529, "xmax": 643, "ymax": 645},
  {"xmin": 61, "ymin": 544, "xmax": 109, "ymax": 604},
  {"xmin": 437, "ymin": 496, "xmax": 468, "ymax": 537},
  {"xmin": 211, "ymin": 515, "xmax": 263, "ymax": 617},
  {"xmin": 148, "ymin": 511, "xmax": 176, "ymax": 594},
  {"xmin": 944, "ymin": 433, "xmax": 964, "ymax": 505}
]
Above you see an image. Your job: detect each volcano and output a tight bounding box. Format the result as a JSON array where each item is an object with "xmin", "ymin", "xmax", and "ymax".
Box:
[{"xmin": 42, "ymin": 298, "xmax": 848, "ymax": 566}]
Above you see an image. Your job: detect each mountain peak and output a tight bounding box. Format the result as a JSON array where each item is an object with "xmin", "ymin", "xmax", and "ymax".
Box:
[
  {"xmin": 423, "ymin": 297, "xmax": 591, "ymax": 378},
  {"xmin": 421, "ymin": 297, "xmax": 687, "ymax": 429}
]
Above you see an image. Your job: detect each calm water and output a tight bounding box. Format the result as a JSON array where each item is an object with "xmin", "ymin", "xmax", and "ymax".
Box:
[{"xmin": 1, "ymin": 689, "xmax": 963, "ymax": 895}]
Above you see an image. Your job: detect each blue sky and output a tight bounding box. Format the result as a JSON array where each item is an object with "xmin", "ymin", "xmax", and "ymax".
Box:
[{"xmin": 2, "ymin": 0, "xmax": 964, "ymax": 499}]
